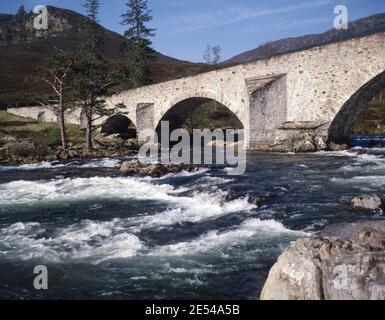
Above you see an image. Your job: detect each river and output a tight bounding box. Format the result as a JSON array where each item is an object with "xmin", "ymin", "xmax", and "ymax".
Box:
[{"xmin": 0, "ymin": 147, "xmax": 385, "ymax": 299}]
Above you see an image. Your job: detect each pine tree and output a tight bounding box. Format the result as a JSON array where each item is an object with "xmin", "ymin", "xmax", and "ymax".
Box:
[
  {"xmin": 16, "ymin": 5, "xmax": 27, "ymax": 19},
  {"xmin": 121, "ymin": 0, "xmax": 156, "ymax": 87},
  {"xmin": 71, "ymin": 0, "xmax": 123, "ymax": 152},
  {"xmin": 15, "ymin": 5, "xmax": 27, "ymax": 40},
  {"xmin": 78, "ymin": 0, "xmax": 101, "ymax": 151},
  {"xmin": 72, "ymin": 58, "xmax": 124, "ymax": 151},
  {"xmin": 38, "ymin": 53, "xmax": 77, "ymax": 150},
  {"xmin": 81, "ymin": 0, "xmax": 103, "ymax": 59}
]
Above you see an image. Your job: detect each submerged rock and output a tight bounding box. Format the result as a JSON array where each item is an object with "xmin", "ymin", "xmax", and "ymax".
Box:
[
  {"xmin": 223, "ymin": 186, "xmax": 266, "ymax": 206},
  {"xmin": 247, "ymin": 195, "xmax": 266, "ymax": 206},
  {"xmin": 120, "ymin": 160, "xmax": 200, "ymax": 178},
  {"xmin": 355, "ymin": 149, "xmax": 368, "ymax": 155},
  {"xmin": 260, "ymin": 220, "xmax": 385, "ymax": 300},
  {"xmin": 350, "ymin": 194, "xmax": 384, "ymax": 212}
]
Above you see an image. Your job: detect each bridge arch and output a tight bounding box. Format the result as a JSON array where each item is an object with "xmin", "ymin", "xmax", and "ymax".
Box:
[
  {"xmin": 154, "ymin": 90, "xmax": 246, "ymax": 132},
  {"xmin": 100, "ymin": 114, "xmax": 137, "ymax": 139},
  {"xmin": 154, "ymin": 91, "xmax": 245, "ymax": 136},
  {"xmin": 329, "ymin": 70, "xmax": 385, "ymax": 144}
]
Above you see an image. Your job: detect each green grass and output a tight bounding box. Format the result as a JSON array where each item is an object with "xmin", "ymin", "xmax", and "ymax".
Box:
[
  {"xmin": 0, "ymin": 111, "xmax": 84, "ymax": 160},
  {"xmin": 0, "ymin": 121, "xmax": 83, "ymax": 144},
  {"xmin": 0, "ymin": 110, "xmax": 37, "ymax": 124}
]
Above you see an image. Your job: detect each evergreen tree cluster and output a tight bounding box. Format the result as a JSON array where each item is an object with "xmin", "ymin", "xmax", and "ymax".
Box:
[{"xmin": 121, "ymin": 0, "xmax": 156, "ymax": 87}]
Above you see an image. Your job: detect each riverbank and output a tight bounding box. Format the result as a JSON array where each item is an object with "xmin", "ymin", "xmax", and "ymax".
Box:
[{"xmin": 0, "ymin": 111, "xmax": 139, "ymax": 165}]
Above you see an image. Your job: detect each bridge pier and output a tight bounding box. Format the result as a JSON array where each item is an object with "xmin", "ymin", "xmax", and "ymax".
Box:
[
  {"xmin": 247, "ymin": 75, "xmax": 287, "ymax": 148},
  {"xmin": 136, "ymin": 103, "xmax": 155, "ymax": 143}
]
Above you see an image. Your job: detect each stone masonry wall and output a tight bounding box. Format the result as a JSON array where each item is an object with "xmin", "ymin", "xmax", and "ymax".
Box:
[
  {"xmin": 6, "ymin": 106, "xmax": 81, "ymax": 124},
  {"xmin": 249, "ymin": 75, "xmax": 287, "ymax": 146}
]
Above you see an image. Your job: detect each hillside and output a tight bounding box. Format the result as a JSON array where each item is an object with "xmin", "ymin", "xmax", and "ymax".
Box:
[
  {"xmin": 0, "ymin": 6, "xmax": 212, "ymax": 107},
  {"xmin": 224, "ymin": 12, "xmax": 385, "ymax": 64}
]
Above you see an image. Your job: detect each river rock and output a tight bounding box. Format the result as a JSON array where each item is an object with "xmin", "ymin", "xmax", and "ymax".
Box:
[
  {"xmin": 125, "ymin": 138, "xmax": 140, "ymax": 151},
  {"xmin": 94, "ymin": 133, "xmax": 124, "ymax": 148},
  {"xmin": 120, "ymin": 160, "xmax": 199, "ymax": 178},
  {"xmin": 56, "ymin": 148, "xmax": 71, "ymax": 160},
  {"xmin": 312, "ymin": 136, "xmax": 327, "ymax": 151},
  {"xmin": 350, "ymin": 194, "xmax": 384, "ymax": 212},
  {"xmin": 293, "ymin": 139, "xmax": 317, "ymax": 153},
  {"xmin": 247, "ymin": 195, "xmax": 266, "ymax": 206},
  {"xmin": 56, "ymin": 148, "xmax": 80, "ymax": 160},
  {"xmin": 327, "ymin": 143, "xmax": 349, "ymax": 151},
  {"xmin": 94, "ymin": 134, "xmax": 139, "ymax": 151},
  {"xmin": 0, "ymin": 147, "xmax": 8, "ymax": 158},
  {"xmin": 260, "ymin": 220, "xmax": 385, "ymax": 300},
  {"xmin": 224, "ymin": 186, "xmax": 266, "ymax": 206},
  {"xmin": 120, "ymin": 159, "xmax": 141, "ymax": 174},
  {"xmin": 355, "ymin": 149, "xmax": 368, "ymax": 155}
]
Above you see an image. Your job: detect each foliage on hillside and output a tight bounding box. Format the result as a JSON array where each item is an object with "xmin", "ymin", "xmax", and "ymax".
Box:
[{"xmin": 181, "ymin": 101, "xmax": 243, "ymax": 132}]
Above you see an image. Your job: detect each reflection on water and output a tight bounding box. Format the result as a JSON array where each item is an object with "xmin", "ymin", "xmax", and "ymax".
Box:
[{"xmin": 349, "ymin": 134, "xmax": 385, "ymax": 148}]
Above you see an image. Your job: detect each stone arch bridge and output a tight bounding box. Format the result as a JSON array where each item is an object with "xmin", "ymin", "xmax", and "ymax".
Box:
[{"xmin": 8, "ymin": 32, "xmax": 385, "ymax": 149}]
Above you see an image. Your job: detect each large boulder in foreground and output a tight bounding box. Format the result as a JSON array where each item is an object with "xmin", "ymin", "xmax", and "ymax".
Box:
[
  {"xmin": 120, "ymin": 160, "xmax": 200, "ymax": 178},
  {"xmin": 261, "ymin": 220, "xmax": 385, "ymax": 300}
]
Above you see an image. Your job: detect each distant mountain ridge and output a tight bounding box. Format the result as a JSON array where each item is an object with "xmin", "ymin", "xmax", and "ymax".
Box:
[
  {"xmin": 0, "ymin": 6, "xmax": 212, "ymax": 106},
  {"xmin": 224, "ymin": 13, "xmax": 385, "ymax": 64},
  {"xmin": 0, "ymin": 6, "xmax": 179, "ymax": 62}
]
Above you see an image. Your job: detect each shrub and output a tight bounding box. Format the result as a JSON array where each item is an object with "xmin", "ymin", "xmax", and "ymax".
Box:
[
  {"xmin": 286, "ymin": 133, "xmax": 300, "ymax": 152},
  {"xmin": 7, "ymin": 142, "xmax": 49, "ymax": 160},
  {"xmin": 46, "ymin": 126, "xmax": 61, "ymax": 148}
]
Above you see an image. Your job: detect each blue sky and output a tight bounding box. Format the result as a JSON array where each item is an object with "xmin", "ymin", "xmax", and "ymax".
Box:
[{"xmin": 1, "ymin": 0, "xmax": 384, "ymax": 62}]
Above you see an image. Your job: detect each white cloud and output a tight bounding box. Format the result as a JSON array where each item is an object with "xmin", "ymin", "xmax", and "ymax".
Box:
[
  {"xmin": 160, "ymin": 0, "xmax": 333, "ymax": 34},
  {"xmin": 241, "ymin": 17, "xmax": 331, "ymax": 34}
]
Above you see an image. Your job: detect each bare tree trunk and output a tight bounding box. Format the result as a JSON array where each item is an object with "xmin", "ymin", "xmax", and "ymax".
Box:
[
  {"xmin": 58, "ymin": 85, "xmax": 68, "ymax": 150},
  {"xmin": 86, "ymin": 116, "xmax": 93, "ymax": 152}
]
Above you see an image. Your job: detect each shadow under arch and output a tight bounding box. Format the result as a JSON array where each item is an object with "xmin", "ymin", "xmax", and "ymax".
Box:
[
  {"xmin": 155, "ymin": 96, "xmax": 244, "ymax": 136},
  {"xmin": 329, "ymin": 70, "xmax": 385, "ymax": 144},
  {"xmin": 101, "ymin": 114, "xmax": 137, "ymax": 139}
]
